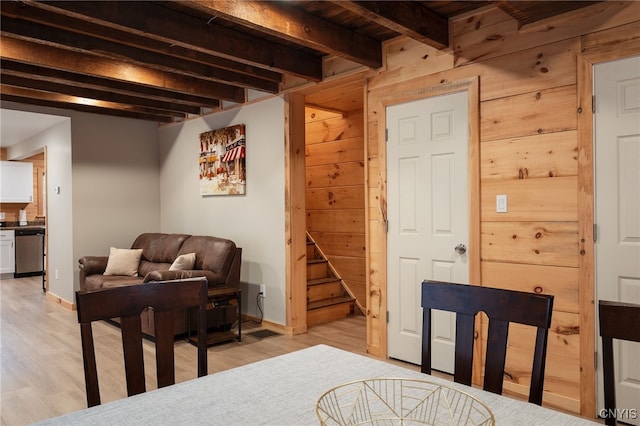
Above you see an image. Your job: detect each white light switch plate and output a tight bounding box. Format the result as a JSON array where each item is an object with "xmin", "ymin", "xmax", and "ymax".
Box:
[{"xmin": 496, "ymin": 194, "xmax": 508, "ymax": 213}]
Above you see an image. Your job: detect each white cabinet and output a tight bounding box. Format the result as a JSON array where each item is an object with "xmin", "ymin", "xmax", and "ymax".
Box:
[
  {"xmin": 0, "ymin": 230, "xmax": 15, "ymax": 274},
  {"xmin": 0, "ymin": 161, "xmax": 33, "ymax": 203}
]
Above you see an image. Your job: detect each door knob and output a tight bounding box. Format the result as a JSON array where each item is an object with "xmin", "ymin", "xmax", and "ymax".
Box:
[{"xmin": 455, "ymin": 244, "xmax": 467, "ymax": 255}]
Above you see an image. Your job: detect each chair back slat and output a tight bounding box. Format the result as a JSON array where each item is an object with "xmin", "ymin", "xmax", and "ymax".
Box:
[
  {"xmin": 484, "ymin": 318, "xmax": 509, "ymax": 395},
  {"xmin": 421, "ymin": 280, "xmax": 554, "ymax": 406},
  {"xmin": 79, "ymin": 323, "xmax": 100, "ymax": 407},
  {"xmin": 120, "ymin": 316, "xmax": 146, "ymax": 397},
  {"xmin": 453, "ymin": 313, "xmax": 475, "ymax": 387},
  {"xmin": 598, "ymin": 300, "xmax": 640, "ymax": 426},
  {"xmin": 154, "ymin": 310, "xmax": 176, "ymax": 388},
  {"xmin": 76, "ymin": 278, "xmax": 208, "ymax": 407}
]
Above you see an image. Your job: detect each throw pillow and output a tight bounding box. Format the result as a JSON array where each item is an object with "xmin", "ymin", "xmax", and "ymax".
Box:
[
  {"xmin": 169, "ymin": 252, "xmax": 196, "ymax": 271},
  {"xmin": 103, "ymin": 247, "xmax": 143, "ymax": 276}
]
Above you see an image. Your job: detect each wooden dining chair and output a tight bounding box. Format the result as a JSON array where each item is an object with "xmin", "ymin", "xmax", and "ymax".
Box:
[
  {"xmin": 76, "ymin": 277, "xmax": 208, "ymax": 407},
  {"xmin": 421, "ymin": 280, "xmax": 554, "ymax": 405},
  {"xmin": 598, "ymin": 300, "xmax": 640, "ymax": 426}
]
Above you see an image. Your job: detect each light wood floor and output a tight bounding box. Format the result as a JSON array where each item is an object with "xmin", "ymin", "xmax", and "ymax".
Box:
[{"xmin": 0, "ymin": 276, "xmax": 423, "ymax": 425}]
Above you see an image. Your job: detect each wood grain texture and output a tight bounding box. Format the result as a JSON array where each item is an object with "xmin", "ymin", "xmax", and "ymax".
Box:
[
  {"xmin": 306, "ymin": 187, "xmax": 364, "ymax": 210},
  {"xmin": 481, "ymin": 85, "xmax": 577, "ymax": 142},
  {"xmin": 305, "ymin": 137, "xmax": 364, "ymax": 167},
  {"xmin": 481, "ymin": 221, "xmax": 579, "ymax": 267},
  {"xmin": 581, "ymin": 20, "xmax": 640, "ymax": 64},
  {"xmin": 481, "ymin": 177, "xmax": 578, "ymax": 222},
  {"xmin": 371, "ymin": 38, "xmax": 579, "ymax": 103},
  {"xmin": 306, "ymin": 161, "xmax": 364, "ymax": 188},
  {"xmin": 481, "ymin": 131, "xmax": 578, "ymax": 180},
  {"xmin": 453, "ymin": 2, "xmax": 640, "ymax": 67},
  {"xmin": 305, "ymin": 111, "xmax": 364, "ymax": 144},
  {"xmin": 305, "ymin": 107, "xmax": 366, "ymax": 310},
  {"xmin": 576, "ymin": 54, "xmax": 597, "ymax": 419},
  {"xmin": 307, "ymin": 209, "xmax": 365, "ymax": 234},
  {"xmin": 481, "ymin": 261, "xmax": 579, "ymax": 314},
  {"xmin": 308, "ymin": 231, "xmax": 366, "ymax": 259},
  {"xmin": 284, "ymin": 93, "xmax": 308, "ymax": 334}
]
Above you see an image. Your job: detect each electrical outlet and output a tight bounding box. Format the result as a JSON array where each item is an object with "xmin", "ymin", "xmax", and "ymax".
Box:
[{"xmin": 259, "ymin": 284, "xmax": 266, "ymax": 298}]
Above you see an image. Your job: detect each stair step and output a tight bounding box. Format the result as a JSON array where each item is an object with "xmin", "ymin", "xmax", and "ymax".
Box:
[
  {"xmin": 307, "ymin": 297, "xmax": 355, "ymax": 327},
  {"xmin": 307, "ymin": 260, "xmax": 330, "ymax": 280},
  {"xmin": 307, "ymin": 296, "xmax": 355, "ymax": 310},
  {"xmin": 307, "ymin": 245, "xmax": 319, "ymax": 260},
  {"xmin": 306, "ymin": 231, "xmax": 359, "ymax": 326},
  {"xmin": 307, "ymin": 279, "xmax": 344, "ymax": 303},
  {"xmin": 307, "ymin": 277, "xmax": 341, "ymax": 286}
]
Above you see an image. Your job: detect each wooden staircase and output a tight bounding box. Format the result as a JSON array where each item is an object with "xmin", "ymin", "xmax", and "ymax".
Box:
[{"xmin": 306, "ymin": 233, "xmax": 358, "ymax": 327}]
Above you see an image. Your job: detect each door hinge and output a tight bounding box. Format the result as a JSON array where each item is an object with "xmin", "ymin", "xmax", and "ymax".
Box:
[
  {"xmin": 385, "ymin": 128, "xmax": 388, "ymax": 142},
  {"xmin": 385, "ymin": 220, "xmax": 389, "ymax": 233},
  {"xmin": 386, "ymin": 311, "xmax": 389, "ymax": 323},
  {"xmin": 595, "ymin": 351, "xmax": 598, "ymax": 370},
  {"xmin": 593, "ymin": 223, "xmax": 598, "ymax": 242},
  {"xmin": 592, "ymin": 95, "xmax": 596, "ymax": 114}
]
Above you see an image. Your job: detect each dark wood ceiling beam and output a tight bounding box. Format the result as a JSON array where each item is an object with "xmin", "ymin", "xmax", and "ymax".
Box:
[
  {"xmin": 0, "ymin": 16, "xmax": 280, "ymax": 94},
  {"xmin": 36, "ymin": 0, "xmax": 323, "ymax": 81},
  {"xmin": 333, "ymin": 1, "xmax": 449, "ymax": 49},
  {"xmin": 186, "ymin": 0, "xmax": 382, "ymax": 69},
  {"xmin": 0, "ymin": 36, "xmax": 245, "ymax": 103},
  {"xmin": 0, "ymin": 73, "xmax": 202, "ymax": 116},
  {"xmin": 0, "ymin": 3, "xmax": 283, "ymax": 84},
  {"xmin": 0, "ymin": 60, "xmax": 221, "ymax": 109},
  {"xmin": 0, "ymin": 86, "xmax": 179, "ymax": 122}
]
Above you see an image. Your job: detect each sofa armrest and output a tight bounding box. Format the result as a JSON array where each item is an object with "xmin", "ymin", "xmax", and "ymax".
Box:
[
  {"xmin": 79, "ymin": 256, "xmax": 109, "ymax": 275},
  {"xmin": 78, "ymin": 256, "xmax": 109, "ymax": 291},
  {"xmin": 143, "ymin": 269, "xmax": 219, "ymax": 285},
  {"xmin": 225, "ymin": 247, "xmax": 242, "ymax": 289}
]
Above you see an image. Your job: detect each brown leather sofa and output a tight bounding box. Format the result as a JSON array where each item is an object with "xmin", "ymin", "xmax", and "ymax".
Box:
[{"xmin": 78, "ymin": 233, "xmax": 242, "ymax": 338}]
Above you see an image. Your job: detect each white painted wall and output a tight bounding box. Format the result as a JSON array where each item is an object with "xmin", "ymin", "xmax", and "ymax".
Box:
[
  {"xmin": 1, "ymin": 102, "xmax": 160, "ymax": 303},
  {"xmin": 70, "ymin": 113, "xmax": 160, "ymax": 273},
  {"xmin": 5, "ymin": 116, "xmax": 74, "ymax": 302},
  {"xmin": 158, "ymin": 97, "xmax": 286, "ymax": 325}
]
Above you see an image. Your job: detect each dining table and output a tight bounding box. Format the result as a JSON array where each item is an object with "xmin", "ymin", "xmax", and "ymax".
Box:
[{"xmin": 36, "ymin": 344, "xmax": 600, "ymax": 425}]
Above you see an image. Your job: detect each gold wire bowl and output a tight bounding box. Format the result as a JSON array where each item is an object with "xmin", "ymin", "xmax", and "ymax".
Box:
[{"xmin": 316, "ymin": 378, "xmax": 495, "ymax": 426}]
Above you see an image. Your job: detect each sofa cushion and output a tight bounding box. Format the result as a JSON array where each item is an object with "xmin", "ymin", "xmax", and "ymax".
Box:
[
  {"xmin": 143, "ymin": 269, "xmax": 221, "ymax": 285},
  {"xmin": 169, "ymin": 252, "xmax": 196, "ymax": 270},
  {"xmin": 104, "ymin": 247, "xmax": 143, "ymax": 276},
  {"xmin": 177, "ymin": 236, "xmax": 236, "ymax": 278},
  {"xmin": 138, "ymin": 260, "xmax": 172, "ymax": 277},
  {"xmin": 84, "ymin": 274, "xmax": 144, "ymax": 291},
  {"xmin": 131, "ymin": 233, "xmax": 191, "ymax": 264}
]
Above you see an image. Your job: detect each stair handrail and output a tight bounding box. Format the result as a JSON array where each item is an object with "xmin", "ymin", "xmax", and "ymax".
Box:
[{"xmin": 306, "ymin": 231, "xmax": 365, "ymax": 315}]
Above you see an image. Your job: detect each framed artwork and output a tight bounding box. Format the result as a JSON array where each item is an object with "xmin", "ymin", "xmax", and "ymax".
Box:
[{"xmin": 198, "ymin": 124, "xmax": 246, "ymax": 196}]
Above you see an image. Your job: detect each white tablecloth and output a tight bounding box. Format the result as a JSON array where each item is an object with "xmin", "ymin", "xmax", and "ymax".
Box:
[{"xmin": 37, "ymin": 344, "xmax": 599, "ymax": 425}]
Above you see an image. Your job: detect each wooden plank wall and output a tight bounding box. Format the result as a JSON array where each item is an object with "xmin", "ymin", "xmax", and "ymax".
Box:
[
  {"xmin": 305, "ymin": 107, "xmax": 366, "ymax": 307},
  {"xmin": 364, "ymin": 1, "xmax": 640, "ymax": 417}
]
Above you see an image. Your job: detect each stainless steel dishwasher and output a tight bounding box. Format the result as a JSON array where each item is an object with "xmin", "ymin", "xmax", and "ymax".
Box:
[{"xmin": 14, "ymin": 228, "xmax": 45, "ymax": 278}]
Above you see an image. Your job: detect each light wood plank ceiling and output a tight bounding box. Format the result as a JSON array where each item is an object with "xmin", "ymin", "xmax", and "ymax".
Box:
[{"xmin": 0, "ymin": 1, "xmax": 597, "ymax": 122}]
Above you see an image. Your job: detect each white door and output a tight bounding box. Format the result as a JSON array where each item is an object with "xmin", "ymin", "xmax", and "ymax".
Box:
[
  {"xmin": 595, "ymin": 55, "xmax": 640, "ymax": 425},
  {"xmin": 387, "ymin": 91, "xmax": 469, "ymax": 369}
]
